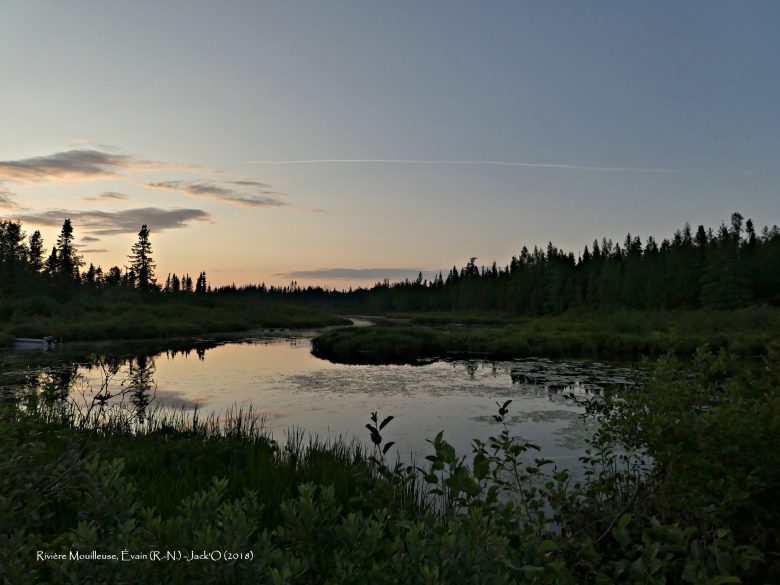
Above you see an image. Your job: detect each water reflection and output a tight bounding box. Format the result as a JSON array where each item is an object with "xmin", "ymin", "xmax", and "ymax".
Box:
[
  {"xmin": 6, "ymin": 337, "xmax": 642, "ymax": 466},
  {"xmin": 126, "ymin": 355, "xmax": 156, "ymax": 421}
]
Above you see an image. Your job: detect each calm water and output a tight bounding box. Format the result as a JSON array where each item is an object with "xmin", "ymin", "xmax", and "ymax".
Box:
[{"xmin": 5, "ymin": 335, "xmax": 639, "ymax": 467}]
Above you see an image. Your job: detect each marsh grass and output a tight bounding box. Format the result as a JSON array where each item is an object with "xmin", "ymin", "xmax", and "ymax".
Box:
[
  {"xmin": 0, "ymin": 287, "xmax": 347, "ymax": 345},
  {"xmin": 313, "ymin": 306, "xmax": 780, "ymax": 363}
]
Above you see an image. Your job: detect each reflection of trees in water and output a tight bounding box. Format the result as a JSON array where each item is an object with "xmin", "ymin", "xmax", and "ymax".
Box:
[
  {"xmin": 125, "ymin": 355, "xmax": 156, "ymax": 421},
  {"xmin": 164, "ymin": 344, "xmax": 209, "ymax": 362},
  {"xmin": 37, "ymin": 364, "xmax": 80, "ymax": 403}
]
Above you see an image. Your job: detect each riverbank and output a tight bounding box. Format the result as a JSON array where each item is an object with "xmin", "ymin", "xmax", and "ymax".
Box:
[
  {"xmin": 312, "ymin": 306, "xmax": 780, "ymax": 363},
  {"xmin": 2, "ymin": 347, "xmax": 776, "ymax": 583},
  {"xmin": 0, "ymin": 288, "xmax": 348, "ymax": 346}
]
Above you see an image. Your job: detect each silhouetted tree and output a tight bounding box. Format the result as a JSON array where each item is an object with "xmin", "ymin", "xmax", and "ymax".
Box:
[
  {"xmin": 195, "ymin": 271, "xmax": 208, "ymax": 293},
  {"xmin": 55, "ymin": 219, "xmax": 83, "ymax": 279},
  {"xmin": 105, "ymin": 266, "xmax": 122, "ymax": 286},
  {"xmin": 129, "ymin": 224, "xmax": 157, "ymax": 290},
  {"xmin": 83, "ymin": 263, "xmax": 97, "ymax": 286},
  {"xmin": 44, "ymin": 247, "xmax": 58, "ymax": 275},
  {"xmin": 28, "ymin": 230, "xmax": 44, "ymax": 271},
  {"xmin": 0, "ymin": 220, "xmax": 26, "ymax": 266}
]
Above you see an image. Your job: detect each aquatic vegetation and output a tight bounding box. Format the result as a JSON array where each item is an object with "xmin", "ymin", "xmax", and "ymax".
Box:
[{"xmin": 0, "ymin": 346, "xmax": 776, "ymax": 583}]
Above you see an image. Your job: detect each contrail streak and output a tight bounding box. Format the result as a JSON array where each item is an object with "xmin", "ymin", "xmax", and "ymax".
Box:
[{"xmin": 226, "ymin": 159, "xmax": 686, "ymax": 173}]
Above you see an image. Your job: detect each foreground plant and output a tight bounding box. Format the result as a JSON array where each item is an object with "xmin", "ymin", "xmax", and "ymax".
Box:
[{"xmin": 0, "ymin": 346, "xmax": 775, "ymax": 583}]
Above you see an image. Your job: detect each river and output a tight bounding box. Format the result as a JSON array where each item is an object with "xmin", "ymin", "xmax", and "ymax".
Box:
[{"xmin": 2, "ymin": 331, "xmax": 642, "ymax": 469}]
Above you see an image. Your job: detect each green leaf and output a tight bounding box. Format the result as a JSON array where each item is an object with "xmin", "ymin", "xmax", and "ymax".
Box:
[
  {"xmin": 473, "ymin": 453, "xmax": 489, "ymax": 480},
  {"xmin": 712, "ymin": 577, "xmax": 741, "ymax": 585},
  {"xmin": 433, "ymin": 430, "xmax": 444, "ymax": 448}
]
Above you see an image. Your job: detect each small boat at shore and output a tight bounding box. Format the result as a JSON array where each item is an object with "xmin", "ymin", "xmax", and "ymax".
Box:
[{"xmin": 12, "ymin": 336, "xmax": 61, "ymax": 351}]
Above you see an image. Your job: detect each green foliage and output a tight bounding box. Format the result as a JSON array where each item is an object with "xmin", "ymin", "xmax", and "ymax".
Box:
[
  {"xmin": 0, "ymin": 284, "xmax": 346, "ymax": 341},
  {"xmin": 1, "ymin": 347, "xmax": 776, "ymax": 582},
  {"xmin": 313, "ymin": 307, "xmax": 780, "ymax": 363},
  {"xmin": 585, "ymin": 345, "xmax": 780, "ymax": 559}
]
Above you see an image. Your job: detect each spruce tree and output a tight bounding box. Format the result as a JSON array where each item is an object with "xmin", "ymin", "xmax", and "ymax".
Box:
[
  {"xmin": 28, "ymin": 230, "xmax": 44, "ymax": 271},
  {"xmin": 0, "ymin": 220, "xmax": 25, "ymax": 266},
  {"xmin": 44, "ymin": 247, "xmax": 58, "ymax": 275},
  {"xmin": 195, "ymin": 271, "xmax": 208, "ymax": 293},
  {"xmin": 129, "ymin": 224, "xmax": 157, "ymax": 290},
  {"xmin": 55, "ymin": 219, "xmax": 83, "ymax": 279}
]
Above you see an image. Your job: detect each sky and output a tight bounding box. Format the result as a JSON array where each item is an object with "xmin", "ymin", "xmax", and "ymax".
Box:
[{"xmin": 1, "ymin": 1, "xmax": 778, "ymax": 288}]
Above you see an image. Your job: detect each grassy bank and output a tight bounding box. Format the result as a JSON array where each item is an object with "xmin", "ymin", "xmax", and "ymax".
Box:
[
  {"xmin": 1, "ymin": 347, "xmax": 778, "ymax": 583},
  {"xmin": 0, "ymin": 287, "xmax": 347, "ymax": 345},
  {"xmin": 313, "ymin": 307, "xmax": 780, "ymax": 363}
]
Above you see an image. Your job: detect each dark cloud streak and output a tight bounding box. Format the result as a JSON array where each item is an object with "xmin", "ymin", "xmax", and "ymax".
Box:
[
  {"xmin": 277, "ymin": 268, "xmax": 437, "ymax": 281},
  {"xmin": 0, "ymin": 192, "xmax": 17, "ymax": 209},
  {"xmin": 146, "ymin": 180, "xmax": 286, "ymax": 208},
  {"xmin": 84, "ymin": 191, "xmax": 129, "ymax": 201},
  {"xmin": 13, "ymin": 207, "xmax": 212, "ymax": 235},
  {"xmin": 0, "ymin": 150, "xmax": 167, "ymax": 184},
  {"xmin": 229, "ymin": 180, "xmax": 273, "ymax": 189}
]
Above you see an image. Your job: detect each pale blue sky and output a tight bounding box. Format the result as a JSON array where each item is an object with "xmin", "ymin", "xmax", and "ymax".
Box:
[{"xmin": 1, "ymin": 1, "xmax": 778, "ymax": 286}]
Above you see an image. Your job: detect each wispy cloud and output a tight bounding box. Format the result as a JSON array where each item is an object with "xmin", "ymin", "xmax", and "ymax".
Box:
[
  {"xmin": 12, "ymin": 207, "xmax": 212, "ymax": 235},
  {"xmin": 231, "ymin": 159, "xmax": 686, "ymax": 173},
  {"xmin": 277, "ymin": 267, "xmax": 436, "ymax": 281},
  {"xmin": 84, "ymin": 191, "xmax": 129, "ymax": 202},
  {"xmin": 0, "ymin": 191, "xmax": 17, "ymax": 209},
  {"xmin": 80, "ymin": 248, "xmax": 109, "ymax": 254},
  {"xmin": 229, "ymin": 180, "xmax": 274, "ymax": 189},
  {"xmin": 145, "ymin": 180, "xmax": 287, "ymax": 208},
  {"xmin": 1, "ymin": 149, "xmax": 290, "ymax": 212},
  {"xmin": 0, "ymin": 149, "xmax": 174, "ymax": 184},
  {"xmin": 80, "ymin": 236, "xmax": 101, "ymax": 243}
]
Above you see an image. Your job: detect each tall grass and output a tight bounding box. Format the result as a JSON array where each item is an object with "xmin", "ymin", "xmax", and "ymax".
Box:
[{"xmin": 313, "ymin": 306, "xmax": 780, "ymax": 363}]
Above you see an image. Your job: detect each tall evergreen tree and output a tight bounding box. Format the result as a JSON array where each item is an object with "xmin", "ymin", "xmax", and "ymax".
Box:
[
  {"xmin": 129, "ymin": 224, "xmax": 157, "ymax": 290},
  {"xmin": 0, "ymin": 220, "xmax": 26, "ymax": 266},
  {"xmin": 82, "ymin": 263, "xmax": 97, "ymax": 285},
  {"xmin": 195, "ymin": 271, "xmax": 208, "ymax": 293},
  {"xmin": 44, "ymin": 247, "xmax": 58, "ymax": 275},
  {"xmin": 55, "ymin": 219, "xmax": 83, "ymax": 279},
  {"xmin": 28, "ymin": 230, "xmax": 44, "ymax": 271}
]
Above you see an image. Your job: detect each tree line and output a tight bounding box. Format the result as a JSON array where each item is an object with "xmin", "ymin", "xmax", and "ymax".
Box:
[
  {"xmin": 215, "ymin": 212, "xmax": 780, "ymax": 313},
  {"xmin": 2, "ymin": 212, "xmax": 779, "ymax": 313},
  {"xmin": 0, "ymin": 219, "xmax": 208, "ymax": 294}
]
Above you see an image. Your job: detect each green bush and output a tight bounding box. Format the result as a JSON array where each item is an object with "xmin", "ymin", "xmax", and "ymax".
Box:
[{"xmin": 1, "ymin": 347, "xmax": 776, "ymax": 582}]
